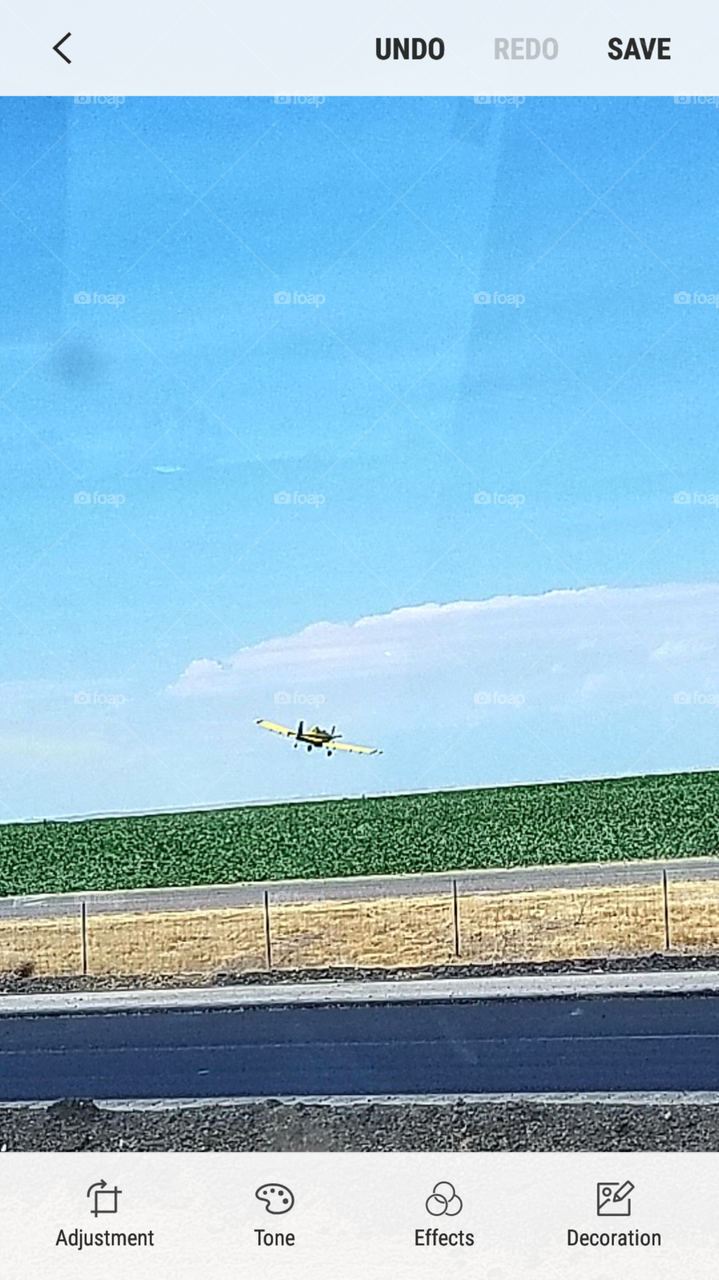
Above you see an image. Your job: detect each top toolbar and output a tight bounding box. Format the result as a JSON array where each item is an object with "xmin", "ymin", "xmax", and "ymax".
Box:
[{"xmin": 5, "ymin": 0, "xmax": 719, "ymax": 94}]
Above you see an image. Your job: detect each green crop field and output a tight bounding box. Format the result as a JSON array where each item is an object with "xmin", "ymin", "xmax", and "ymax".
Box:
[{"xmin": 1, "ymin": 769, "xmax": 718, "ymax": 899}]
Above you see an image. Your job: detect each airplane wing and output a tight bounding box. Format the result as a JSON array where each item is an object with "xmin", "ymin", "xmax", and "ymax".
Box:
[
  {"xmin": 256, "ymin": 719, "xmax": 297, "ymax": 738},
  {"xmin": 331, "ymin": 741, "xmax": 382, "ymax": 755}
]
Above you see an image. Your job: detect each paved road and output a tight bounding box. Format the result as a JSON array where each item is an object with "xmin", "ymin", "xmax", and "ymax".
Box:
[{"xmin": 1, "ymin": 995, "xmax": 719, "ymax": 1102}]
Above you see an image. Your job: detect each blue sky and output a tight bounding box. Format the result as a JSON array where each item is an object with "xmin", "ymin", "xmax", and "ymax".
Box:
[{"xmin": 0, "ymin": 95, "xmax": 717, "ymax": 819}]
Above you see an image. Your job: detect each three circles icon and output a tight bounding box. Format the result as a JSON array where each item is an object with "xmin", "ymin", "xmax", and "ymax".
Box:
[{"xmin": 425, "ymin": 1181, "xmax": 463, "ymax": 1216}]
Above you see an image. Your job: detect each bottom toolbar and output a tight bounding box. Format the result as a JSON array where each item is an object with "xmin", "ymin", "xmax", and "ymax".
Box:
[{"xmin": 1, "ymin": 1152, "xmax": 716, "ymax": 1278}]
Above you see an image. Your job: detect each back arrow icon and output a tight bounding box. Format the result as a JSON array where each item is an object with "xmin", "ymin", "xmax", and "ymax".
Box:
[{"xmin": 53, "ymin": 33, "xmax": 72, "ymax": 63}]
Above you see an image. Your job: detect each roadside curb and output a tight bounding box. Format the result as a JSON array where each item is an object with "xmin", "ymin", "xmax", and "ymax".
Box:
[{"xmin": 3, "ymin": 968, "xmax": 719, "ymax": 1016}]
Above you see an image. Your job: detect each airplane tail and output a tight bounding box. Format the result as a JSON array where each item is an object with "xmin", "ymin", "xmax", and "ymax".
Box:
[{"xmin": 297, "ymin": 720, "xmax": 304, "ymax": 738}]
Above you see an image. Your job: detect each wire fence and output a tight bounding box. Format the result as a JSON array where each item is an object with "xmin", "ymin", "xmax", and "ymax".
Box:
[{"xmin": 0, "ymin": 863, "xmax": 717, "ymax": 980}]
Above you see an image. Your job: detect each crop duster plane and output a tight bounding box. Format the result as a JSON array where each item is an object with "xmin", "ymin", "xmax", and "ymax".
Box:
[{"xmin": 256, "ymin": 718, "xmax": 381, "ymax": 757}]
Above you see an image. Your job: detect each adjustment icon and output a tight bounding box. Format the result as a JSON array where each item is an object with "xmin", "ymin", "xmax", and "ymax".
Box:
[{"xmin": 87, "ymin": 1180, "xmax": 122, "ymax": 1216}]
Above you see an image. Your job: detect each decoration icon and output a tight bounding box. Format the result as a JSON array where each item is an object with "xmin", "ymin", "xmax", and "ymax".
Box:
[{"xmin": 597, "ymin": 1181, "xmax": 634, "ymax": 1216}]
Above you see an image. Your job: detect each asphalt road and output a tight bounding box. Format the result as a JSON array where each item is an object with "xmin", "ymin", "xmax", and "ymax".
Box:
[{"xmin": 2, "ymin": 994, "xmax": 719, "ymax": 1102}]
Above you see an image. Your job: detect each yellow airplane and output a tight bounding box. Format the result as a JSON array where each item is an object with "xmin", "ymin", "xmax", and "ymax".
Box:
[{"xmin": 256, "ymin": 718, "xmax": 381, "ymax": 757}]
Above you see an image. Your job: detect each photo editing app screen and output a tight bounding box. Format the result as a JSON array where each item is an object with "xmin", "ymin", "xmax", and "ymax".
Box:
[{"xmin": 2, "ymin": 0, "xmax": 719, "ymax": 1275}]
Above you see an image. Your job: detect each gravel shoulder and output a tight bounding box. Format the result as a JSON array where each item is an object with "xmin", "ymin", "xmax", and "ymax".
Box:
[
  {"xmin": 1, "ymin": 1098, "xmax": 718, "ymax": 1152},
  {"xmin": 5, "ymin": 951, "xmax": 719, "ymax": 995}
]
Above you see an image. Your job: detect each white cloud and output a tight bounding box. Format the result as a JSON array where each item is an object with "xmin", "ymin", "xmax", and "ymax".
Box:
[
  {"xmin": 168, "ymin": 582, "xmax": 719, "ymax": 718},
  {"xmin": 651, "ymin": 638, "xmax": 715, "ymax": 661}
]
